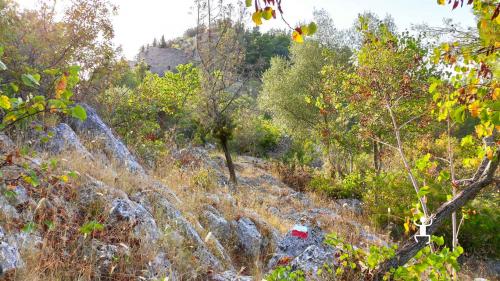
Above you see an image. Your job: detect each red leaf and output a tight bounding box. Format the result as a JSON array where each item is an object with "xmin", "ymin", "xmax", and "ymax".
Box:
[{"xmin": 452, "ymin": 0, "xmax": 459, "ymax": 9}]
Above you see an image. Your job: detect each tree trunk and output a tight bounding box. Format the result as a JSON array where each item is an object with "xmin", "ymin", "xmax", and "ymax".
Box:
[
  {"xmin": 373, "ymin": 140, "xmax": 381, "ymax": 174},
  {"xmin": 373, "ymin": 144, "xmax": 499, "ymax": 280},
  {"xmin": 220, "ymin": 136, "xmax": 237, "ymax": 185}
]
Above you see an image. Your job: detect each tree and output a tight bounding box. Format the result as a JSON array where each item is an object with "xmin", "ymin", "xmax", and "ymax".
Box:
[
  {"xmin": 160, "ymin": 35, "xmax": 168, "ymax": 48},
  {"xmin": 260, "ymin": 42, "xmax": 325, "ymax": 137},
  {"xmin": 152, "ymin": 37, "xmax": 158, "ymax": 47},
  {"xmin": 243, "ymin": 27, "xmax": 291, "ymax": 75},
  {"xmin": 194, "ymin": 0, "xmax": 248, "ymax": 185},
  {"xmin": 373, "ymin": 1, "xmax": 499, "ymax": 277},
  {"xmin": 0, "ymin": 0, "xmax": 118, "ymax": 99}
]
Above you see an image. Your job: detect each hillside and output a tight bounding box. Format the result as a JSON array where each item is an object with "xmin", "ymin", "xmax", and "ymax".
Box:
[{"xmin": 0, "ymin": 105, "xmax": 387, "ymax": 280}]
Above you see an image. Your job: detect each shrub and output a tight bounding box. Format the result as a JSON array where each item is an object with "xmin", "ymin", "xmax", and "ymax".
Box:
[
  {"xmin": 231, "ymin": 113, "xmax": 282, "ymax": 157},
  {"xmin": 307, "ymin": 172, "xmax": 363, "ymax": 199},
  {"xmin": 271, "ymin": 162, "xmax": 312, "ymax": 192},
  {"xmin": 457, "ymin": 196, "xmax": 499, "ymax": 258}
]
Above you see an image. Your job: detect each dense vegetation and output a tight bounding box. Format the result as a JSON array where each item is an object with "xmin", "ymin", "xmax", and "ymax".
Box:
[{"xmin": 0, "ymin": 0, "xmax": 498, "ymax": 280}]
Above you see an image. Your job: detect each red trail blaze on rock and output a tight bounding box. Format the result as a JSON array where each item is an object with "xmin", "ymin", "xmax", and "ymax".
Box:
[{"xmin": 291, "ymin": 225, "xmax": 308, "ymax": 239}]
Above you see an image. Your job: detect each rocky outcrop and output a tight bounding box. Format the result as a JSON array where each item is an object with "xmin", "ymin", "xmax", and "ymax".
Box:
[
  {"xmin": 109, "ymin": 198, "xmax": 161, "ymax": 241},
  {"xmin": 202, "ymin": 207, "xmax": 232, "ymax": 242},
  {"xmin": 0, "ymin": 133, "xmax": 14, "ymax": 154},
  {"xmin": 235, "ymin": 217, "xmax": 263, "ymax": 261},
  {"xmin": 268, "ymin": 226, "xmax": 337, "ymax": 275},
  {"xmin": 67, "ymin": 104, "xmax": 144, "ymax": 174},
  {"xmin": 0, "ymin": 240, "xmax": 22, "ymax": 275},
  {"xmin": 31, "ymin": 123, "xmax": 92, "ymax": 158}
]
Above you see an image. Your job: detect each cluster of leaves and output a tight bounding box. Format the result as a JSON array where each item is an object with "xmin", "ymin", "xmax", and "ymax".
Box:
[
  {"xmin": 0, "ymin": 46, "xmax": 86, "ymax": 131},
  {"xmin": 246, "ymin": 0, "xmax": 317, "ymax": 42},
  {"xmin": 265, "ymin": 265, "xmax": 305, "ymax": 281}
]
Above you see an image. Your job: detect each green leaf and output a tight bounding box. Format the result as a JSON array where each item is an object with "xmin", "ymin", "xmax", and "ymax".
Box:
[
  {"xmin": 429, "ymin": 82, "xmax": 438, "ymax": 93},
  {"xmin": 432, "ymin": 235, "xmax": 445, "ymax": 246},
  {"xmin": 451, "ymin": 105, "xmax": 466, "ymax": 123},
  {"xmin": 308, "ymin": 22, "xmax": 318, "ymax": 35},
  {"xmin": 71, "ymin": 105, "xmax": 87, "ymax": 121},
  {"xmin": 22, "ymin": 221, "xmax": 36, "ymax": 233},
  {"xmin": 245, "ymin": 0, "xmax": 252, "ymax": 7},
  {"xmin": 460, "ymin": 135, "xmax": 474, "ymax": 147},
  {"xmin": 21, "ymin": 74, "xmax": 40, "ymax": 88},
  {"xmin": 417, "ymin": 186, "xmax": 431, "ymax": 197},
  {"xmin": 262, "ymin": 7, "xmax": 273, "ymax": 20},
  {"xmin": 79, "ymin": 220, "xmax": 104, "ymax": 235}
]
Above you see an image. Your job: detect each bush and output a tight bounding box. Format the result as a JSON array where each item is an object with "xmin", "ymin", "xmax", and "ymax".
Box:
[
  {"xmin": 231, "ymin": 114, "xmax": 282, "ymax": 157},
  {"xmin": 271, "ymin": 162, "xmax": 312, "ymax": 192},
  {"xmin": 307, "ymin": 172, "xmax": 364, "ymax": 199},
  {"xmin": 281, "ymin": 138, "xmax": 322, "ymax": 167},
  {"xmin": 457, "ymin": 196, "xmax": 499, "ymax": 258}
]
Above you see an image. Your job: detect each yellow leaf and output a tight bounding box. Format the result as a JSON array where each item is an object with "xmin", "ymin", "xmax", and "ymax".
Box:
[
  {"xmin": 252, "ymin": 11, "xmax": 262, "ymax": 26},
  {"xmin": 60, "ymin": 175, "xmax": 69, "ymax": 182},
  {"xmin": 292, "ymin": 30, "xmax": 303, "ymax": 43},
  {"xmin": 486, "ymin": 148, "xmax": 494, "ymax": 160},
  {"xmin": 0, "ymin": 95, "xmax": 11, "ymax": 110},
  {"xmin": 404, "ymin": 217, "xmax": 410, "ymax": 234},
  {"xmin": 468, "ymin": 101, "xmax": 481, "ymax": 117},
  {"xmin": 437, "ymin": 0, "xmax": 445, "ymax": 5},
  {"xmin": 443, "ymin": 43, "xmax": 450, "ymax": 52},
  {"xmin": 493, "ymin": 87, "xmax": 499, "ymax": 101}
]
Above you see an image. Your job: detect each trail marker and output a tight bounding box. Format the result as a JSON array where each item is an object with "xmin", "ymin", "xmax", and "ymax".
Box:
[{"xmin": 291, "ymin": 225, "xmax": 308, "ymax": 239}]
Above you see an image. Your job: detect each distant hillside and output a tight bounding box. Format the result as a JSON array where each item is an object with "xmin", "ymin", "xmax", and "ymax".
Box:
[{"xmin": 131, "ymin": 47, "xmax": 192, "ymax": 75}]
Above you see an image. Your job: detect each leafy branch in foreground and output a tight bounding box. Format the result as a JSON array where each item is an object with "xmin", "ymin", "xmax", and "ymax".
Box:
[
  {"xmin": 0, "ymin": 46, "xmax": 86, "ymax": 131},
  {"xmin": 245, "ymin": 0, "xmax": 317, "ymax": 42}
]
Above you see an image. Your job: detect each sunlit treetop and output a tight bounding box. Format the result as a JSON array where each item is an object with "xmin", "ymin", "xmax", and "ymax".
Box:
[{"xmin": 246, "ymin": 0, "xmax": 317, "ymax": 43}]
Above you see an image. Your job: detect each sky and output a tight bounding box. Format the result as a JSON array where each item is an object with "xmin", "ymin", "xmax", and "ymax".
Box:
[{"xmin": 16, "ymin": 0, "xmax": 477, "ymax": 59}]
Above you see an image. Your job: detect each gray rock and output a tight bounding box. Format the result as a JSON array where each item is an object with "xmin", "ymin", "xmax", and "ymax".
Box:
[
  {"xmin": 268, "ymin": 206, "xmax": 280, "ymax": 216},
  {"xmin": 109, "ymin": 199, "xmax": 160, "ymax": 241},
  {"xmin": 0, "ymin": 241, "xmax": 23, "ymax": 274},
  {"xmin": 88, "ymin": 240, "xmax": 130, "ymax": 275},
  {"xmin": 235, "ymin": 218, "xmax": 262, "ymax": 260},
  {"xmin": 202, "ymin": 209, "xmax": 231, "ymax": 242},
  {"xmin": 268, "ymin": 226, "xmax": 325, "ymax": 270},
  {"xmin": 32, "ymin": 123, "xmax": 92, "ymax": 158},
  {"xmin": 290, "ymin": 244, "xmax": 337, "ymax": 274},
  {"xmin": 336, "ymin": 199, "xmax": 363, "ymax": 215},
  {"xmin": 143, "ymin": 252, "xmax": 178, "ymax": 281},
  {"xmin": 67, "ymin": 104, "xmax": 144, "ymax": 174},
  {"xmin": 0, "ymin": 185, "xmax": 31, "ymax": 207},
  {"xmin": 137, "ymin": 194, "xmax": 222, "ymax": 271},
  {"xmin": 0, "ymin": 133, "xmax": 14, "ymax": 154},
  {"xmin": 211, "ymin": 270, "xmax": 253, "ymax": 281},
  {"xmin": 0, "ymin": 196, "xmax": 19, "ymax": 220}
]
